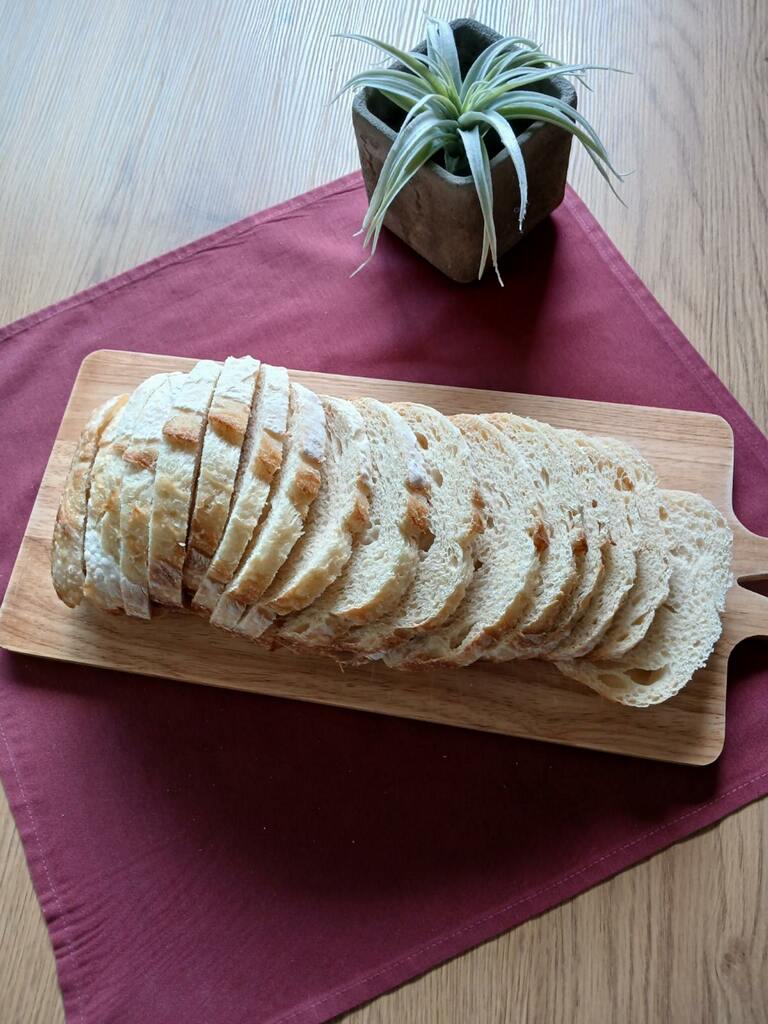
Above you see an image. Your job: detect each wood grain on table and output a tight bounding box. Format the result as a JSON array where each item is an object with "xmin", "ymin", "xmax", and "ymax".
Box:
[{"xmin": 1, "ymin": 1, "xmax": 767, "ymax": 1022}]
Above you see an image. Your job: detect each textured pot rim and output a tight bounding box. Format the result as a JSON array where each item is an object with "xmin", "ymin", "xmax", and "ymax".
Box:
[{"xmin": 351, "ymin": 17, "xmax": 577, "ymax": 188}]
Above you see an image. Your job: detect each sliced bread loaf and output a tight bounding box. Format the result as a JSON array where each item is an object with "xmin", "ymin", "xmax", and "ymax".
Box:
[
  {"xmin": 275, "ymin": 397, "xmax": 431, "ymax": 648},
  {"xmin": 148, "ymin": 361, "xmax": 220, "ymax": 607},
  {"xmin": 119, "ymin": 372, "xmax": 181, "ymax": 617},
  {"xmin": 210, "ymin": 382, "xmax": 326, "ymax": 631},
  {"xmin": 384, "ymin": 414, "xmax": 540, "ymax": 670},
  {"xmin": 556, "ymin": 490, "xmax": 733, "ymax": 706},
  {"xmin": 588, "ymin": 439, "xmax": 672, "ymax": 660},
  {"xmin": 192, "ymin": 363, "xmax": 290, "ymax": 613},
  {"xmin": 83, "ymin": 373, "xmax": 169, "ymax": 611},
  {"xmin": 234, "ymin": 395, "xmax": 372, "ymax": 640},
  {"xmin": 182, "ymin": 355, "xmax": 261, "ymax": 594},
  {"xmin": 51, "ymin": 393, "xmax": 129, "ymax": 608},
  {"xmin": 337, "ymin": 402, "xmax": 482, "ymax": 655}
]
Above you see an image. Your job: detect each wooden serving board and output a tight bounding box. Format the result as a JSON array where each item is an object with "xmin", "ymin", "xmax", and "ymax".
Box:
[{"xmin": 2, "ymin": 350, "xmax": 768, "ymax": 766}]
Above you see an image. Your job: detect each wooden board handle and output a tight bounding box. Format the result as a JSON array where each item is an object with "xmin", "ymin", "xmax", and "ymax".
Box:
[
  {"xmin": 728, "ymin": 584, "xmax": 768, "ymax": 642},
  {"xmin": 731, "ymin": 521, "xmax": 768, "ymax": 582}
]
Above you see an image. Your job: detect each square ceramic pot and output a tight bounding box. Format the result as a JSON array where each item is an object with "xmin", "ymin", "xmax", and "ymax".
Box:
[{"xmin": 352, "ymin": 18, "xmax": 577, "ymax": 283}]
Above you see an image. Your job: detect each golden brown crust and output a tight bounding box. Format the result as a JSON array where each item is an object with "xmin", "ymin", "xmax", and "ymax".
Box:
[
  {"xmin": 348, "ymin": 492, "xmax": 371, "ymax": 534},
  {"xmin": 208, "ymin": 396, "xmax": 249, "ymax": 443},
  {"xmin": 163, "ymin": 412, "xmax": 204, "ymax": 447},
  {"xmin": 470, "ymin": 487, "xmax": 485, "ymax": 538},
  {"xmin": 403, "ymin": 492, "xmax": 431, "ymax": 541},
  {"xmin": 123, "ymin": 446, "xmax": 157, "ymax": 470},
  {"xmin": 289, "ymin": 464, "xmax": 322, "ymax": 504},
  {"xmin": 149, "ymin": 558, "xmax": 183, "ymax": 604},
  {"xmin": 182, "ymin": 545, "xmax": 211, "ymax": 586},
  {"xmin": 532, "ymin": 520, "xmax": 549, "ymax": 553},
  {"xmin": 230, "ymin": 578, "xmax": 262, "ymax": 606},
  {"xmin": 253, "ymin": 434, "xmax": 283, "ymax": 481},
  {"xmin": 188, "ymin": 517, "xmax": 220, "ymax": 559}
]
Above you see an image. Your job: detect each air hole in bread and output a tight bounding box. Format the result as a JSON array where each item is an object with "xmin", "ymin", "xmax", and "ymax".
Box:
[
  {"xmin": 361, "ymin": 527, "xmax": 380, "ymax": 546},
  {"xmin": 540, "ymin": 467, "xmax": 550, "ymax": 486},
  {"xmin": 430, "ymin": 467, "xmax": 444, "ymax": 488},
  {"xmin": 659, "ymin": 506, "xmax": 669, "ymax": 520},
  {"xmin": 624, "ymin": 667, "xmax": 665, "ymax": 686},
  {"xmin": 485, "ymin": 515, "xmax": 495, "ymax": 530},
  {"xmin": 415, "ymin": 432, "xmax": 429, "ymax": 450}
]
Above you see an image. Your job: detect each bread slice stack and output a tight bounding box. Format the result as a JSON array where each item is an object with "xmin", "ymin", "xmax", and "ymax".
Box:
[{"xmin": 51, "ymin": 358, "xmax": 734, "ymax": 708}]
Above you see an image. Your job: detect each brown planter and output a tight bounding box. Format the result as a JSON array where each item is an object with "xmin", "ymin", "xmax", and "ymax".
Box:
[{"xmin": 352, "ymin": 18, "xmax": 577, "ymax": 283}]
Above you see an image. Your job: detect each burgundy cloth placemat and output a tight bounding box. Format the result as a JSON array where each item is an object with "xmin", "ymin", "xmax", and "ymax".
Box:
[{"xmin": 1, "ymin": 173, "xmax": 767, "ymax": 1024}]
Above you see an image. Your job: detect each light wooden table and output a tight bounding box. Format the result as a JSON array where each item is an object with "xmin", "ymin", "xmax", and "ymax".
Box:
[{"xmin": 1, "ymin": 2, "xmax": 766, "ymax": 1022}]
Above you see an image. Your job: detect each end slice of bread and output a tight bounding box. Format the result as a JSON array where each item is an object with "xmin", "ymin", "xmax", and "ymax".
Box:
[
  {"xmin": 51, "ymin": 393, "xmax": 129, "ymax": 608},
  {"xmin": 275, "ymin": 397, "xmax": 431, "ymax": 648},
  {"xmin": 83, "ymin": 373, "xmax": 170, "ymax": 611},
  {"xmin": 384, "ymin": 414, "xmax": 540, "ymax": 669},
  {"xmin": 211, "ymin": 382, "xmax": 326, "ymax": 631},
  {"xmin": 192, "ymin": 363, "xmax": 290, "ymax": 613},
  {"xmin": 182, "ymin": 355, "xmax": 261, "ymax": 595},
  {"xmin": 556, "ymin": 490, "xmax": 733, "ymax": 706},
  {"xmin": 148, "ymin": 361, "xmax": 220, "ymax": 608}
]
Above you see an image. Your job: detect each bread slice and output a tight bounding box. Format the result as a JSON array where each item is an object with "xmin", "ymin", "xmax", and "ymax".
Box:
[
  {"xmin": 148, "ymin": 360, "xmax": 220, "ymax": 608},
  {"xmin": 539, "ymin": 431, "xmax": 639, "ymax": 660},
  {"xmin": 337, "ymin": 402, "xmax": 482, "ymax": 655},
  {"xmin": 489, "ymin": 423, "xmax": 610, "ymax": 663},
  {"xmin": 83, "ymin": 374, "xmax": 170, "ymax": 611},
  {"xmin": 234, "ymin": 395, "xmax": 372, "ymax": 640},
  {"xmin": 51, "ymin": 393, "xmax": 129, "ymax": 608},
  {"xmin": 275, "ymin": 397, "xmax": 431, "ymax": 648},
  {"xmin": 484, "ymin": 413, "xmax": 581, "ymax": 639},
  {"xmin": 182, "ymin": 355, "xmax": 261, "ymax": 594},
  {"xmin": 191, "ymin": 363, "xmax": 290, "ymax": 613},
  {"xmin": 210, "ymin": 382, "xmax": 326, "ymax": 631},
  {"xmin": 384, "ymin": 414, "xmax": 541, "ymax": 670},
  {"xmin": 483, "ymin": 419, "xmax": 606, "ymax": 659},
  {"xmin": 588, "ymin": 439, "xmax": 672, "ymax": 660},
  {"xmin": 119, "ymin": 372, "xmax": 181, "ymax": 617},
  {"xmin": 556, "ymin": 490, "xmax": 732, "ymax": 706}
]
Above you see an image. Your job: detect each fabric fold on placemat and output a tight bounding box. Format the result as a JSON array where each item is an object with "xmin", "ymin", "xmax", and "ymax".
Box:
[{"xmin": 1, "ymin": 173, "xmax": 767, "ymax": 1024}]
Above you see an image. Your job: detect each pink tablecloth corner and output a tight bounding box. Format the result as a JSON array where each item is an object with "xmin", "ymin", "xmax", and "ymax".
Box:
[{"xmin": 1, "ymin": 173, "xmax": 767, "ymax": 1024}]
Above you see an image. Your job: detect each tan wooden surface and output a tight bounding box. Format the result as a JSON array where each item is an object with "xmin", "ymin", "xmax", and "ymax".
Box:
[
  {"xmin": 4, "ymin": 348, "xmax": 768, "ymax": 768},
  {"xmin": 0, "ymin": 0, "xmax": 766, "ymax": 1021}
]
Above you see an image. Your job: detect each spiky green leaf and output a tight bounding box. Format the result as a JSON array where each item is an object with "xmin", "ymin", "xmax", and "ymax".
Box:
[{"xmin": 458, "ymin": 126, "xmax": 502, "ymax": 283}]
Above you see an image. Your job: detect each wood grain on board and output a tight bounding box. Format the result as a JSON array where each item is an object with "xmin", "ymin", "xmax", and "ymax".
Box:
[
  {"xmin": 3, "ymin": 349, "xmax": 767, "ymax": 769},
  {"xmin": 1, "ymin": 1, "xmax": 767, "ymax": 1022}
]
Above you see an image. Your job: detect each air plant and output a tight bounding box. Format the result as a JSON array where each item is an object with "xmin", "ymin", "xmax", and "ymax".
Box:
[{"xmin": 338, "ymin": 16, "xmax": 625, "ymax": 282}]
